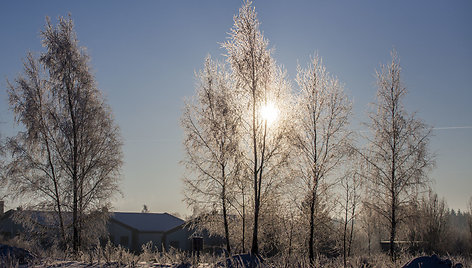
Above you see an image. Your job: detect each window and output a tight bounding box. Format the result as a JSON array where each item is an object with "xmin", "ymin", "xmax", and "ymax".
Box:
[
  {"xmin": 120, "ymin": 236, "xmax": 129, "ymax": 247},
  {"xmin": 0, "ymin": 231, "xmax": 12, "ymax": 239},
  {"xmin": 170, "ymin": 240, "xmax": 180, "ymax": 249}
]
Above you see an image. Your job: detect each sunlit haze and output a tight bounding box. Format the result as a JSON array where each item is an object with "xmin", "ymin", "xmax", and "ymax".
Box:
[{"xmin": 260, "ymin": 102, "xmax": 279, "ymax": 126}]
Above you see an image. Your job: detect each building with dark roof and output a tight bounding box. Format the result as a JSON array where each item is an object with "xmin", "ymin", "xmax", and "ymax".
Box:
[
  {"xmin": 108, "ymin": 212, "xmax": 194, "ymax": 252},
  {"xmin": 0, "ymin": 206, "xmax": 222, "ymax": 253}
]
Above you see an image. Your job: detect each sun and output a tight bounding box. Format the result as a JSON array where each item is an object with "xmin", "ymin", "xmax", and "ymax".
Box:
[{"xmin": 260, "ymin": 101, "xmax": 279, "ymax": 126}]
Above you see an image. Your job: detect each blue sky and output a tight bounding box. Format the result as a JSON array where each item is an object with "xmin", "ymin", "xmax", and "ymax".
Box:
[{"xmin": 0, "ymin": 1, "xmax": 471, "ymax": 215}]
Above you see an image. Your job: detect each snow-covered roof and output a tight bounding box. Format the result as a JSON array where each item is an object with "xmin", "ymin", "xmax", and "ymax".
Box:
[{"xmin": 110, "ymin": 212, "xmax": 184, "ymax": 232}]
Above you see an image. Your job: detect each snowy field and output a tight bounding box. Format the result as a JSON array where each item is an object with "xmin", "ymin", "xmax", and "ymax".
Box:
[
  {"xmin": 4, "ymin": 255, "xmax": 471, "ymax": 268},
  {"xmin": 29, "ymin": 261, "xmax": 204, "ymax": 268}
]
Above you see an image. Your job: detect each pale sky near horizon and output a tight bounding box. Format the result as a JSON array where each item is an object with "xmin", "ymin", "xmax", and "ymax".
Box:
[{"xmin": 0, "ymin": 1, "xmax": 471, "ymax": 216}]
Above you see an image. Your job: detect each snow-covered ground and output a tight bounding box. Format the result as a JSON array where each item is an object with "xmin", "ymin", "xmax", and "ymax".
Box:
[{"xmin": 30, "ymin": 261, "xmax": 211, "ymax": 268}]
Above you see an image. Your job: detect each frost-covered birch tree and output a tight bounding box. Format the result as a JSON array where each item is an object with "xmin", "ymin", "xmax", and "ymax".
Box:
[
  {"xmin": 467, "ymin": 196, "xmax": 472, "ymax": 252},
  {"xmin": 294, "ymin": 55, "xmax": 352, "ymax": 263},
  {"xmin": 0, "ymin": 133, "xmax": 5, "ymax": 174},
  {"xmin": 419, "ymin": 189, "xmax": 448, "ymax": 254},
  {"xmin": 0, "ymin": 133, "xmax": 6, "ymax": 199},
  {"xmin": 359, "ymin": 201, "xmax": 379, "ymax": 256},
  {"xmin": 361, "ymin": 50, "xmax": 433, "ymax": 261},
  {"xmin": 6, "ymin": 16, "xmax": 122, "ymax": 252},
  {"xmin": 339, "ymin": 164, "xmax": 362, "ymax": 267},
  {"xmin": 222, "ymin": 1, "xmax": 293, "ymax": 255},
  {"xmin": 182, "ymin": 56, "xmax": 241, "ymax": 254}
]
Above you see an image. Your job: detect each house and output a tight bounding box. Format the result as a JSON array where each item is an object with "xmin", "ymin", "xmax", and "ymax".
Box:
[
  {"xmin": 0, "ymin": 206, "xmax": 74, "ymax": 247},
  {"xmin": 0, "ymin": 203, "xmax": 222, "ymax": 253},
  {"xmin": 0, "ymin": 201, "xmax": 21, "ymax": 240},
  {"xmin": 108, "ymin": 212, "xmax": 195, "ymax": 252},
  {"xmin": 380, "ymin": 240, "xmax": 423, "ymax": 254}
]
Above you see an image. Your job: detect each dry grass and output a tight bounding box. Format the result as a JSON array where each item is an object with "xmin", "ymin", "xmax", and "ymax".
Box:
[{"xmin": 2, "ymin": 237, "xmax": 471, "ymax": 267}]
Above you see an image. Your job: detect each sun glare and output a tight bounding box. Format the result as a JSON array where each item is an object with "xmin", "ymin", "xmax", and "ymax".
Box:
[{"xmin": 260, "ymin": 102, "xmax": 279, "ymax": 126}]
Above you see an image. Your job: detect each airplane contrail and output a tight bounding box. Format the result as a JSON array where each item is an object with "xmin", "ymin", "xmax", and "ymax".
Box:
[
  {"xmin": 433, "ymin": 126, "xmax": 472, "ymax": 130},
  {"xmin": 125, "ymin": 138, "xmax": 177, "ymax": 143},
  {"xmin": 355, "ymin": 126, "xmax": 472, "ymax": 133}
]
